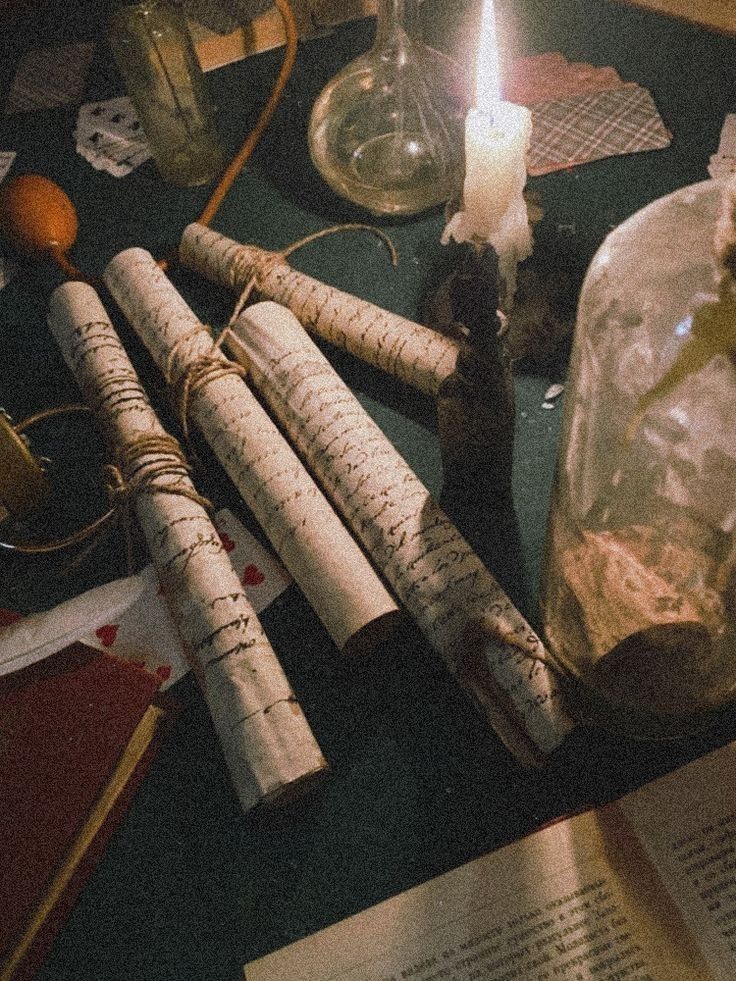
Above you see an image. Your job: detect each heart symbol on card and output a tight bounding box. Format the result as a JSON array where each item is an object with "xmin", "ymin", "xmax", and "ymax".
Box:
[
  {"xmin": 218, "ymin": 531, "xmax": 236, "ymax": 553},
  {"xmin": 242, "ymin": 564, "xmax": 265, "ymax": 586},
  {"xmin": 95, "ymin": 624, "xmax": 119, "ymax": 647}
]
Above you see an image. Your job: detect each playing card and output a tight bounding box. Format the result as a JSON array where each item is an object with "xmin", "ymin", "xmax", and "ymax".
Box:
[
  {"xmin": 212, "ymin": 507, "xmax": 292, "ymax": 606},
  {"xmin": 500, "ymin": 52, "xmax": 671, "ymax": 176},
  {"xmin": 528, "ymin": 83, "xmax": 672, "ymax": 177},
  {"xmin": 505, "ymin": 53, "xmax": 624, "ymax": 106},
  {"xmin": 83, "ymin": 565, "xmax": 184, "ymax": 687},
  {"xmin": 4, "ymin": 42, "xmax": 95, "ymax": 114},
  {"xmin": 75, "ymin": 97, "xmax": 152, "ymax": 178}
]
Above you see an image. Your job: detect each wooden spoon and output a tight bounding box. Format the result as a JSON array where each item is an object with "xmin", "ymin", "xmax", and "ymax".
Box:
[{"xmin": 0, "ymin": 173, "xmax": 84, "ymax": 278}]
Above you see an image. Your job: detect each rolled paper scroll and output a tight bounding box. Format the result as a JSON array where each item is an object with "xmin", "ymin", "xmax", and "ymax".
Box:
[
  {"xmin": 227, "ymin": 302, "xmax": 575, "ymax": 764},
  {"xmin": 178, "ymin": 222, "xmax": 461, "ymax": 397},
  {"xmin": 47, "ymin": 283, "xmax": 327, "ymax": 813},
  {"xmin": 104, "ymin": 247, "xmax": 401, "ymax": 656}
]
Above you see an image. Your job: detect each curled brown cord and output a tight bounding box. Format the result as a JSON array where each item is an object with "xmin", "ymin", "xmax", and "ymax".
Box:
[
  {"xmin": 0, "ymin": 507, "xmax": 117, "ymax": 557},
  {"xmin": 13, "ymin": 402, "xmax": 90, "ymax": 434},
  {"xmin": 196, "ymin": 0, "xmax": 299, "ymax": 230},
  {"xmin": 227, "ymin": 223, "xmax": 400, "ymax": 325}
]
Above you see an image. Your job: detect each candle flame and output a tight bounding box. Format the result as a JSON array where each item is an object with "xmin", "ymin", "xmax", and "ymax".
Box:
[{"xmin": 475, "ymin": 0, "xmax": 501, "ymax": 112}]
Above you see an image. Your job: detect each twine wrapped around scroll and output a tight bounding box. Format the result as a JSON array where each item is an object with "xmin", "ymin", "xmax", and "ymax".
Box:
[
  {"xmin": 178, "ymin": 222, "xmax": 462, "ymax": 397},
  {"xmin": 104, "ymin": 247, "xmax": 401, "ymax": 657},
  {"xmin": 225, "ymin": 223, "xmax": 400, "ymax": 327},
  {"xmin": 102, "ymin": 430, "xmax": 213, "ymax": 570},
  {"xmin": 104, "ymin": 434, "xmax": 209, "ymax": 505},
  {"xmin": 226, "ymin": 302, "xmax": 575, "ymax": 764},
  {"xmin": 47, "ymin": 283, "xmax": 328, "ymax": 813},
  {"xmin": 165, "ymin": 334, "xmax": 248, "ymax": 442}
]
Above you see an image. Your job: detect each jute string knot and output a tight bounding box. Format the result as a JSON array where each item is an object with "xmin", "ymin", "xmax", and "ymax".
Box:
[
  {"xmin": 103, "ymin": 432, "xmax": 213, "ymax": 571},
  {"xmin": 163, "ymin": 324, "xmax": 248, "ymax": 441},
  {"xmin": 227, "ymin": 223, "xmax": 399, "ymax": 327}
]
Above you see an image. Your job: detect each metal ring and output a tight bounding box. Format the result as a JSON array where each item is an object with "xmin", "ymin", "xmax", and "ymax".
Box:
[{"xmin": 0, "ymin": 404, "xmax": 117, "ymax": 555}]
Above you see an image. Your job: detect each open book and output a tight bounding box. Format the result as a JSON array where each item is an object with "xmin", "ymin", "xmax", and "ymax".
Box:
[{"xmin": 244, "ymin": 740, "xmax": 736, "ymax": 980}]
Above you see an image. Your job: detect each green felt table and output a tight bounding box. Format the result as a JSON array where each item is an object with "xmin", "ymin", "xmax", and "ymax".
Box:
[{"xmin": 1, "ymin": 2, "xmax": 735, "ymax": 978}]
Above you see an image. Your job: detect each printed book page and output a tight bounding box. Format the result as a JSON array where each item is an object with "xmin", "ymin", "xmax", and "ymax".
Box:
[
  {"xmin": 619, "ymin": 741, "xmax": 736, "ymax": 979},
  {"xmin": 243, "ymin": 744, "xmax": 736, "ymax": 980}
]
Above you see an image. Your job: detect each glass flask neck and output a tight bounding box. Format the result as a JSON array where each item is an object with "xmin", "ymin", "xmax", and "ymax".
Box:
[{"xmin": 375, "ymin": 0, "xmax": 419, "ymax": 46}]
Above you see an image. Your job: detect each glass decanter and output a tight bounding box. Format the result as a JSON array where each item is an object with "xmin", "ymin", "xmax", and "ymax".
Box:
[
  {"xmin": 308, "ymin": 0, "xmax": 468, "ymax": 216},
  {"xmin": 540, "ymin": 179, "xmax": 736, "ymax": 738}
]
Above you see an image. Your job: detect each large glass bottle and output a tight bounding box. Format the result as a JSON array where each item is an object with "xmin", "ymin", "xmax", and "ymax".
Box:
[
  {"xmin": 307, "ymin": 0, "xmax": 468, "ymax": 216},
  {"xmin": 108, "ymin": 0, "xmax": 224, "ymax": 187},
  {"xmin": 541, "ymin": 179, "xmax": 736, "ymax": 738}
]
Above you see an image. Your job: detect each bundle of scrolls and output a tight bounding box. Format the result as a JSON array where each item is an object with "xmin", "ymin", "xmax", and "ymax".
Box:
[
  {"xmin": 103, "ymin": 248, "xmax": 402, "ymax": 658},
  {"xmin": 47, "ymin": 283, "xmax": 327, "ymax": 813}
]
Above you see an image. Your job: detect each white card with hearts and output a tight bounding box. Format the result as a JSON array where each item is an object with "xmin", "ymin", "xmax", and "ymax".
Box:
[
  {"xmin": 74, "ymin": 96, "xmax": 152, "ymax": 177},
  {"xmin": 212, "ymin": 508, "xmax": 292, "ymax": 607},
  {"xmin": 0, "ymin": 508, "xmax": 291, "ymax": 689}
]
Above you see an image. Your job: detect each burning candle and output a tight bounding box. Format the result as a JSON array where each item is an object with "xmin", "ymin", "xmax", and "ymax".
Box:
[{"xmin": 442, "ymin": 0, "xmax": 532, "ymax": 298}]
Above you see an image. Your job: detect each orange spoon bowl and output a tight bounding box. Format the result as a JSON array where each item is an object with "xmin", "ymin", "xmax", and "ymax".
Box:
[{"xmin": 0, "ymin": 173, "xmax": 78, "ymax": 257}]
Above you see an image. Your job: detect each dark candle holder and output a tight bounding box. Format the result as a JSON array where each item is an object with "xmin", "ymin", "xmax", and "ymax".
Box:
[{"xmin": 435, "ymin": 240, "xmax": 515, "ymax": 509}]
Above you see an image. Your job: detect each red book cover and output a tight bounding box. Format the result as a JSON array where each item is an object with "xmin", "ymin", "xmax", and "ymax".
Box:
[{"xmin": 0, "ymin": 628, "xmax": 169, "ymax": 979}]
